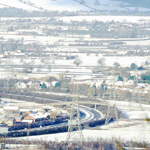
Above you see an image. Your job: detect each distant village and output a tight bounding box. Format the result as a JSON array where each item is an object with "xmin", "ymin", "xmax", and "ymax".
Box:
[{"xmin": 0, "ymin": 14, "xmax": 149, "ymax": 148}]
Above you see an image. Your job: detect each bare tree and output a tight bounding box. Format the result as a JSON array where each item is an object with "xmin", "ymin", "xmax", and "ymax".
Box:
[
  {"xmin": 88, "ymin": 86, "xmax": 96, "ymax": 97},
  {"xmin": 73, "ymin": 59, "xmax": 83, "ymax": 67},
  {"xmin": 97, "ymin": 58, "xmax": 106, "ymax": 67},
  {"xmin": 59, "ymin": 73, "xmax": 64, "ymax": 81},
  {"xmin": 113, "ymin": 62, "xmax": 120, "ymax": 68}
]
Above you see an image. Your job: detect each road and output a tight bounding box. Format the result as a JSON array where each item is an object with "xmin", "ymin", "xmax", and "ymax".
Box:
[
  {"xmin": 8, "ymin": 104, "xmax": 102, "ymax": 133},
  {"xmin": 2, "ymin": 96, "xmax": 102, "ymax": 133},
  {"xmin": 2, "ymin": 92, "xmax": 150, "ymax": 112},
  {"xmin": 31, "ymin": 91, "xmax": 150, "ymax": 111}
]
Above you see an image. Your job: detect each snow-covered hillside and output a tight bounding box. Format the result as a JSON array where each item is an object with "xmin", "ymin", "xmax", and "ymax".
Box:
[
  {"xmin": 0, "ymin": 0, "xmax": 41, "ymax": 11},
  {"xmin": 0, "ymin": 0, "xmax": 150, "ymax": 12},
  {"xmin": 21, "ymin": 0, "xmax": 150, "ymax": 11},
  {"xmin": 21, "ymin": 0, "xmax": 125, "ymax": 11}
]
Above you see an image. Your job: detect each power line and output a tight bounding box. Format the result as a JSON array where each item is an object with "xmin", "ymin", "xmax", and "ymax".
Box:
[
  {"xmin": 66, "ymin": 81, "xmax": 84, "ymax": 146},
  {"xmin": 128, "ymin": 67, "xmax": 143, "ymax": 111},
  {"xmin": 105, "ymin": 77, "xmax": 118, "ymax": 125},
  {"xmin": 105, "ymin": 71, "xmax": 120, "ymax": 126}
]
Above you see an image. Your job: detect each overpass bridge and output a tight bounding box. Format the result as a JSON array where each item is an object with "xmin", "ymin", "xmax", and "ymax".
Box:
[
  {"xmin": 50, "ymin": 101, "xmax": 150, "ymax": 111},
  {"xmin": 22, "ymin": 100, "xmax": 150, "ymax": 111},
  {"xmin": 3, "ymin": 92, "xmax": 150, "ymax": 111}
]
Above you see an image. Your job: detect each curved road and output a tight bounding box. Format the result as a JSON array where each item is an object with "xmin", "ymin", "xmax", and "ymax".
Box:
[{"xmin": 7, "ymin": 104, "xmax": 102, "ymax": 133}]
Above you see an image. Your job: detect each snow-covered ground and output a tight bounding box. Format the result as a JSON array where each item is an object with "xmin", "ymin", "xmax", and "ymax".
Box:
[
  {"xmin": 59, "ymin": 16, "xmax": 150, "ymax": 23},
  {"xmin": 21, "ymin": 0, "xmax": 150, "ymax": 12},
  {"xmin": 0, "ymin": 0, "xmax": 40, "ymax": 11},
  {"xmin": 0, "ymin": 54, "xmax": 148, "ymax": 68},
  {"xmin": 0, "ymin": 0, "xmax": 148, "ymax": 12},
  {"xmin": 81, "ymin": 55, "xmax": 148, "ymax": 67},
  {"xmin": 22, "ymin": 0, "xmax": 90, "ymax": 11},
  {"xmin": 9, "ymin": 98, "xmax": 150, "ymax": 143},
  {"xmin": 58, "ymin": 53, "xmax": 148, "ymax": 67},
  {"xmin": 105, "ymin": 99, "xmax": 150, "ymax": 119},
  {"xmin": 118, "ymin": 106, "xmax": 150, "ymax": 120},
  {"xmin": 13, "ymin": 122, "xmax": 150, "ymax": 143},
  {"xmin": 0, "ymin": 34, "xmax": 79, "ymax": 45}
]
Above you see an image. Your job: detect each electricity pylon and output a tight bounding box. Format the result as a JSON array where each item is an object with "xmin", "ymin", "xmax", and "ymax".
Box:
[
  {"xmin": 66, "ymin": 82, "xmax": 84, "ymax": 145},
  {"xmin": 128, "ymin": 67, "xmax": 143, "ymax": 111},
  {"xmin": 105, "ymin": 78, "xmax": 118, "ymax": 125},
  {"xmin": 105, "ymin": 71, "xmax": 120, "ymax": 125},
  {"xmin": 128, "ymin": 71, "xmax": 150, "ymax": 121}
]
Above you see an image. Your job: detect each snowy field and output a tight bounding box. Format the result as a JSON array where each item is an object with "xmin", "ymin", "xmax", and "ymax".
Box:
[
  {"xmin": 22, "ymin": 0, "xmax": 90, "ymax": 11},
  {"xmin": 13, "ymin": 123, "xmax": 150, "ymax": 143},
  {"xmin": 0, "ymin": 34, "xmax": 79, "ymax": 45},
  {"xmin": 105, "ymin": 99, "xmax": 150, "ymax": 119},
  {"xmin": 126, "ymin": 39, "xmax": 150, "ymax": 46},
  {"xmin": 0, "ymin": 54, "xmax": 148, "ymax": 68},
  {"xmin": 58, "ymin": 16, "xmax": 150, "ymax": 23},
  {"xmin": 54, "ymin": 54, "xmax": 148, "ymax": 67},
  {"xmin": 79, "ymin": 55, "xmax": 148, "ymax": 67},
  {"xmin": 10, "ymin": 98, "xmax": 150, "ymax": 143},
  {"xmin": 118, "ymin": 104, "xmax": 150, "ymax": 120}
]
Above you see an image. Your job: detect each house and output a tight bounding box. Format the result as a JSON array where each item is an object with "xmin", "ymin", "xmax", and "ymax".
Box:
[
  {"xmin": 115, "ymin": 81, "xmax": 124, "ymax": 87},
  {"xmin": 27, "ymin": 81, "xmax": 41, "ymax": 90},
  {"xmin": 52, "ymin": 110, "xmax": 61, "ymax": 116},
  {"xmin": 19, "ymin": 109, "xmax": 32, "ymax": 113},
  {"xmin": 0, "ymin": 122, "xmax": 7, "ymax": 127},
  {"xmin": 38, "ymin": 109, "xmax": 46, "ymax": 114},
  {"xmin": 71, "ymin": 75, "xmax": 94, "ymax": 84},
  {"xmin": 15, "ymin": 115, "xmax": 23, "ymax": 123},
  {"xmin": 15, "ymin": 82, "xmax": 27, "ymax": 90},
  {"xmin": 51, "ymin": 81, "xmax": 60, "ymax": 87},
  {"xmin": 61, "ymin": 110, "xmax": 69, "ymax": 116},
  {"xmin": 0, "ymin": 116, "xmax": 16, "ymax": 126},
  {"xmin": 21, "ymin": 120, "xmax": 33, "ymax": 124},
  {"xmin": 14, "ymin": 53, "xmax": 25, "ymax": 56},
  {"xmin": 124, "ymin": 80, "xmax": 134, "ymax": 88},
  {"xmin": 95, "ymin": 80, "xmax": 105, "ymax": 88},
  {"xmin": 3, "ymin": 106, "xmax": 19, "ymax": 112},
  {"xmin": 23, "ymin": 116, "xmax": 36, "ymax": 123},
  {"xmin": 40, "ymin": 81, "xmax": 51, "ymax": 89},
  {"xmin": 0, "ymin": 108, "xmax": 3, "ymax": 115},
  {"xmin": 25, "ymin": 111, "xmax": 32, "ymax": 115},
  {"xmin": 50, "ymin": 113, "xmax": 57, "ymax": 119},
  {"xmin": 24, "ymin": 112, "xmax": 51, "ymax": 123},
  {"xmin": 4, "ymin": 113, "xmax": 23, "ymax": 124},
  {"xmin": 0, "ymin": 55, "xmax": 4, "ymax": 58}
]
